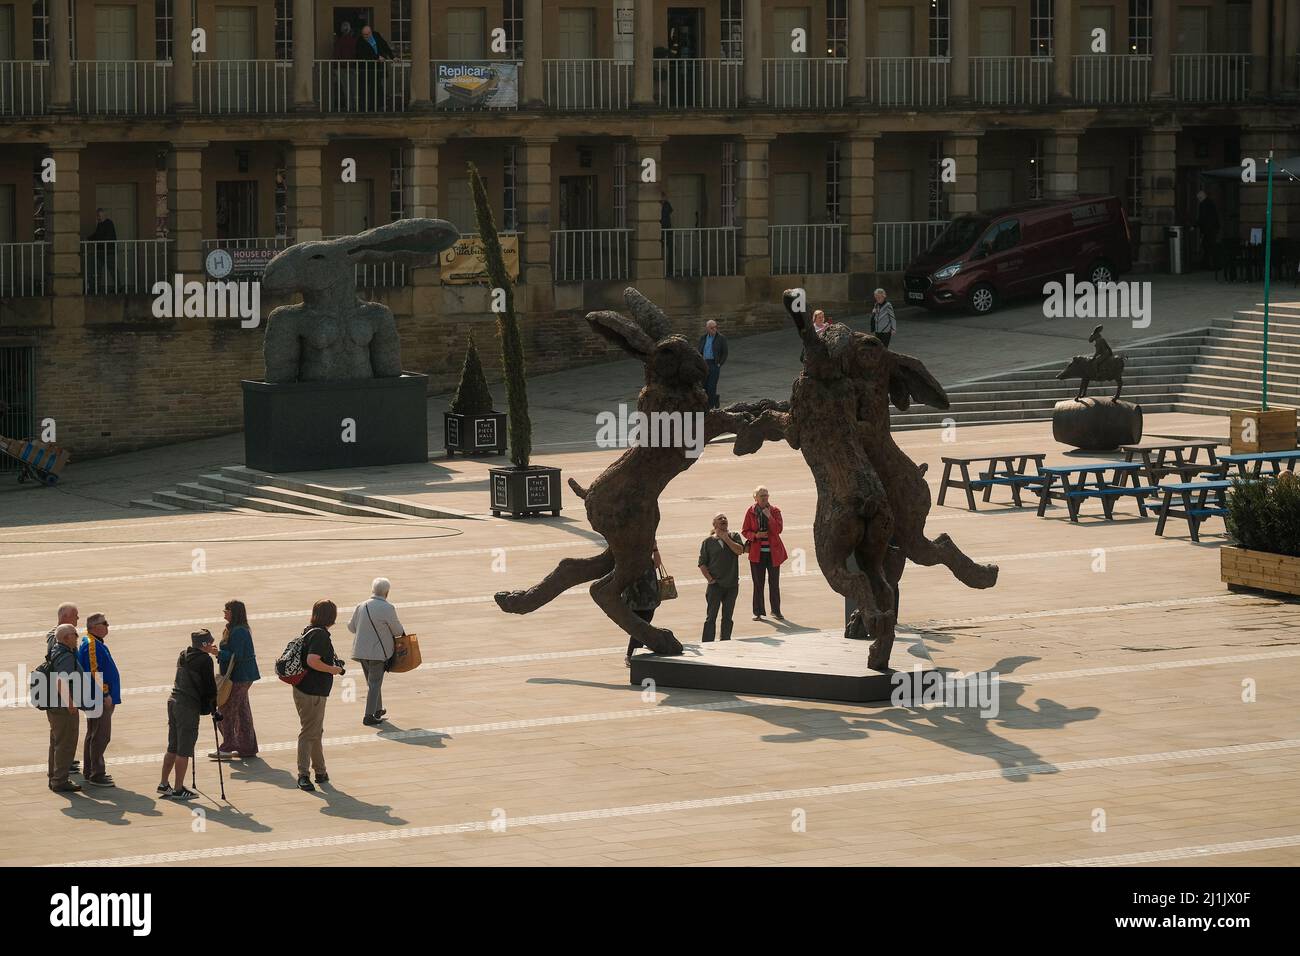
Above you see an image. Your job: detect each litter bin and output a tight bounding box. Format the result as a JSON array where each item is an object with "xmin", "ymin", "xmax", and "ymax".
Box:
[{"xmin": 1167, "ymin": 225, "xmax": 1185, "ymax": 275}]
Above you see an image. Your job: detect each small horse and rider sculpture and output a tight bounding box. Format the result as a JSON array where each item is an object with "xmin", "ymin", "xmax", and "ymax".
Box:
[{"xmin": 1057, "ymin": 325, "xmax": 1126, "ymax": 401}]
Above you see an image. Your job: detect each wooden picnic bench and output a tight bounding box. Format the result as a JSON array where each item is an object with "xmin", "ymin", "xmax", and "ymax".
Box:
[
  {"xmin": 1036, "ymin": 461, "xmax": 1158, "ymax": 522},
  {"xmin": 1120, "ymin": 440, "xmax": 1221, "ymax": 484},
  {"xmin": 1219, "ymin": 449, "xmax": 1300, "ymax": 477},
  {"xmin": 937, "ymin": 453, "xmax": 1047, "ymax": 511},
  {"xmin": 1153, "ymin": 480, "xmax": 1232, "ymax": 542}
]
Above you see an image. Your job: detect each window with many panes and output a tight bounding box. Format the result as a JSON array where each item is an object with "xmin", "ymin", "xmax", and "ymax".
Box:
[
  {"xmin": 503, "ymin": 145, "xmax": 518, "ymax": 231},
  {"xmin": 389, "ymin": 150, "xmax": 405, "ymax": 222},
  {"xmin": 1030, "ymin": 0, "xmax": 1053, "ymax": 56},
  {"xmin": 276, "ymin": 0, "xmax": 292, "ymax": 60},
  {"xmin": 1029, "ymin": 137, "xmax": 1044, "ymax": 199},
  {"xmin": 390, "ymin": 0, "xmax": 410, "ymax": 58},
  {"xmin": 504, "ymin": 0, "xmax": 523, "ymax": 58},
  {"xmin": 825, "ymin": 140, "xmax": 841, "ymax": 223},
  {"xmin": 32, "ymin": 153, "xmax": 50, "ymax": 241},
  {"xmin": 613, "ymin": 142, "xmax": 628, "ymax": 229},
  {"xmin": 156, "ymin": 0, "xmax": 173, "ymax": 61},
  {"xmin": 33, "ymin": 0, "xmax": 76, "ymax": 60},
  {"xmin": 275, "ymin": 162, "xmax": 288, "ymax": 237},
  {"xmin": 1128, "ymin": 137, "xmax": 1143, "ymax": 217},
  {"xmin": 929, "ymin": 0, "xmax": 950, "ymax": 58},
  {"xmin": 1128, "ymin": 0, "xmax": 1152, "ymax": 55},
  {"xmin": 721, "ymin": 141, "xmax": 738, "ymax": 226},
  {"xmin": 721, "ymin": 0, "xmax": 743, "ymax": 59},
  {"xmin": 928, "ymin": 139, "xmax": 946, "ymax": 220},
  {"xmin": 826, "ymin": 0, "xmax": 847, "ymax": 58}
]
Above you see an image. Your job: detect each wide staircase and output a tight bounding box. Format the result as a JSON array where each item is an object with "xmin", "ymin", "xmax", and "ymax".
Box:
[{"xmin": 891, "ymin": 305, "xmax": 1300, "ymax": 430}]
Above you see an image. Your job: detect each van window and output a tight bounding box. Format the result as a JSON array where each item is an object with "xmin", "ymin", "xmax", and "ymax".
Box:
[{"xmin": 981, "ymin": 219, "xmax": 1021, "ymax": 253}]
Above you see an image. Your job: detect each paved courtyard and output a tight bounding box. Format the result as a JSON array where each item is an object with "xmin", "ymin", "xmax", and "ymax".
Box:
[{"xmin": 3, "ymin": 408, "xmax": 1298, "ymax": 867}]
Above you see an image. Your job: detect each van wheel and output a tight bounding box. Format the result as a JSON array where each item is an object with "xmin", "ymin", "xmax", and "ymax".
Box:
[
  {"xmin": 1088, "ymin": 260, "xmax": 1116, "ymax": 284},
  {"xmin": 969, "ymin": 284, "xmax": 997, "ymax": 315}
]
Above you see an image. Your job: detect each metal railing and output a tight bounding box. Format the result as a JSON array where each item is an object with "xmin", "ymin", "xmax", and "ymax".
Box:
[
  {"xmin": 552, "ymin": 228, "xmax": 631, "ymax": 283},
  {"xmin": 316, "ymin": 60, "xmax": 409, "ymax": 113},
  {"xmin": 0, "ymin": 242, "xmax": 49, "ymax": 297},
  {"xmin": 1172, "ymin": 53, "xmax": 1250, "ymax": 102},
  {"xmin": 195, "ymin": 60, "xmax": 292, "ymax": 114},
  {"xmin": 73, "ymin": 60, "xmax": 171, "ymax": 115},
  {"xmin": 663, "ymin": 227, "xmax": 738, "ymax": 278},
  {"xmin": 544, "ymin": 59, "xmax": 631, "ymax": 110},
  {"xmin": 865, "ymin": 57, "xmax": 949, "ymax": 107},
  {"xmin": 763, "ymin": 58, "xmax": 846, "ymax": 108},
  {"xmin": 200, "ymin": 237, "xmax": 292, "ymax": 280},
  {"xmin": 655, "ymin": 58, "xmax": 742, "ymax": 109},
  {"xmin": 0, "ymin": 61, "xmax": 49, "ymax": 116},
  {"xmin": 1072, "ymin": 55, "xmax": 1150, "ymax": 104},
  {"xmin": 432, "ymin": 60, "xmax": 521, "ymax": 110},
  {"xmin": 80, "ymin": 239, "xmax": 170, "ymax": 295},
  {"xmin": 323, "ymin": 235, "xmax": 407, "ymax": 288},
  {"xmin": 970, "ymin": 56, "xmax": 1051, "ymax": 106},
  {"xmin": 769, "ymin": 224, "xmax": 844, "ymax": 275},
  {"xmin": 873, "ymin": 221, "xmax": 949, "ymax": 273}
]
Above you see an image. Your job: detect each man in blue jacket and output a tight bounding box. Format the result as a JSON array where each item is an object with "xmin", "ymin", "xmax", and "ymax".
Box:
[{"xmin": 77, "ymin": 613, "xmax": 121, "ymax": 787}]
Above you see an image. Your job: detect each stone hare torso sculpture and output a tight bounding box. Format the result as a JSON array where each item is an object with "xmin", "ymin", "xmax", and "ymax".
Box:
[
  {"xmin": 1057, "ymin": 324, "xmax": 1126, "ymax": 400},
  {"xmin": 260, "ymin": 219, "xmax": 459, "ymax": 383}
]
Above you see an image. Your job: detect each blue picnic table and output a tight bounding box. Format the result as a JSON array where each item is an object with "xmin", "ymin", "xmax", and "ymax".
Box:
[
  {"xmin": 1153, "ymin": 480, "xmax": 1232, "ymax": 542},
  {"xmin": 1035, "ymin": 460, "xmax": 1158, "ymax": 522},
  {"xmin": 1219, "ymin": 449, "xmax": 1300, "ymax": 477}
]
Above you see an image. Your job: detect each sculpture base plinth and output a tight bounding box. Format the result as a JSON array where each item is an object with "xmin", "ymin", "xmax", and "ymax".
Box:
[
  {"xmin": 241, "ymin": 374, "xmax": 428, "ymax": 473},
  {"xmin": 1052, "ymin": 398, "xmax": 1143, "ymax": 451},
  {"xmin": 630, "ymin": 631, "xmax": 933, "ymax": 704}
]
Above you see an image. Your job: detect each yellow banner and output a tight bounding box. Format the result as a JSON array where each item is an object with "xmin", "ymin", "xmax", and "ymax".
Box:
[{"xmin": 440, "ymin": 234, "xmax": 519, "ymax": 285}]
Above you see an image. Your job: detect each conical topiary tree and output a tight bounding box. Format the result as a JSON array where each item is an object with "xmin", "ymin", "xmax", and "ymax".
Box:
[
  {"xmin": 469, "ymin": 161, "xmax": 531, "ymax": 468},
  {"xmin": 449, "ymin": 332, "xmax": 495, "ymax": 417}
]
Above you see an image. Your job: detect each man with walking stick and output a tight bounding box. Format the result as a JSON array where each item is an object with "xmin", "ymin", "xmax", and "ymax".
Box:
[{"xmin": 158, "ymin": 630, "xmax": 218, "ymax": 800}]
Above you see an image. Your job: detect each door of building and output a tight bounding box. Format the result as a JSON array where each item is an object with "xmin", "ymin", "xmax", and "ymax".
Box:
[
  {"xmin": 94, "ymin": 5, "xmax": 136, "ymax": 111},
  {"xmin": 443, "ymin": 177, "xmax": 478, "ymax": 235},
  {"xmin": 977, "ymin": 6, "xmax": 1014, "ymax": 101},
  {"xmin": 1175, "ymin": 6, "xmax": 1208, "ymax": 53},
  {"xmin": 875, "ymin": 168, "xmax": 913, "ymax": 270},
  {"xmin": 215, "ymin": 7, "xmax": 257, "ymax": 109},
  {"xmin": 556, "ymin": 7, "xmax": 595, "ymax": 103},
  {"xmin": 978, "ymin": 168, "xmax": 1014, "ymax": 212},
  {"xmin": 769, "ymin": 7, "xmax": 811, "ymax": 104},
  {"xmin": 558, "ymin": 175, "xmax": 596, "ymax": 230},
  {"xmin": 666, "ymin": 172, "xmax": 705, "ymax": 273},
  {"xmin": 876, "ymin": 7, "xmax": 914, "ymax": 103},
  {"xmin": 0, "ymin": 346, "xmax": 35, "ymax": 471},
  {"xmin": 771, "ymin": 171, "xmax": 811, "ymax": 272},
  {"xmin": 0, "ymin": 4, "xmax": 14, "ymax": 58},
  {"xmin": 333, "ymin": 180, "xmax": 372, "ymax": 235},
  {"xmin": 216, "ymin": 181, "xmax": 258, "ymax": 240},
  {"xmin": 447, "ymin": 7, "xmax": 487, "ymax": 59},
  {"xmin": 0, "ymin": 183, "xmax": 14, "ymax": 243},
  {"xmin": 94, "ymin": 183, "xmax": 137, "ymax": 239}
]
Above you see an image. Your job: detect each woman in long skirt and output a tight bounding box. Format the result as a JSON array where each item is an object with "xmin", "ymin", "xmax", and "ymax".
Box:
[{"xmin": 212, "ymin": 599, "xmax": 261, "ymax": 758}]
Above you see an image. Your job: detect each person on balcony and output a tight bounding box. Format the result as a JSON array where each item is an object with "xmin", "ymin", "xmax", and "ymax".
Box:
[
  {"xmin": 333, "ymin": 20, "xmax": 358, "ymax": 109},
  {"xmin": 85, "ymin": 209, "xmax": 117, "ymax": 294},
  {"xmin": 660, "ymin": 193, "xmax": 674, "ymax": 275},
  {"xmin": 355, "ymin": 23, "xmax": 395, "ymax": 111}
]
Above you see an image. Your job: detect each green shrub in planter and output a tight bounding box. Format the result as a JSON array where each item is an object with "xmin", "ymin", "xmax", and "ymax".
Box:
[
  {"xmin": 1226, "ymin": 473, "xmax": 1300, "ymax": 557},
  {"xmin": 450, "ymin": 334, "xmax": 494, "ymax": 417},
  {"xmin": 444, "ymin": 333, "xmax": 506, "ymax": 456}
]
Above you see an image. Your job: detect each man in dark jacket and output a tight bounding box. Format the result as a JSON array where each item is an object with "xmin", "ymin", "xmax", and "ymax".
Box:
[
  {"xmin": 698, "ymin": 319, "xmax": 729, "ymax": 409},
  {"xmin": 355, "ymin": 24, "xmax": 395, "ymax": 111},
  {"xmin": 44, "ymin": 624, "xmax": 84, "ymax": 794},
  {"xmin": 85, "ymin": 208, "xmax": 117, "ymax": 293},
  {"xmin": 158, "ymin": 629, "xmax": 218, "ymax": 800},
  {"xmin": 1196, "ymin": 190, "xmax": 1220, "ymax": 269}
]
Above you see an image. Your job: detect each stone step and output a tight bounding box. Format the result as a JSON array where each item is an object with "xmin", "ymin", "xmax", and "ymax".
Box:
[
  {"xmin": 219, "ymin": 465, "xmax": 473, "ymax": 520},
  {"xmin": 915, "ymin": 385, "xmax": 1185, "ymax": 411},
  {"xmin": 128, "ymin": 498, "xmax": 182, "ymax": 512},
  {"xmin": 151, "ymin": 489, "xmax": 236, "ymax": 512},
  {"xmin": 892, "ymin": 404, "xmax": 1182, "ymax": 429},
  {"xmin": 196, "ymin": 473, "xmax": 417, "ymax": 521},
  {"xmin": 946, "ymin": 375, "xmax": 1189, "ymax": 395}
]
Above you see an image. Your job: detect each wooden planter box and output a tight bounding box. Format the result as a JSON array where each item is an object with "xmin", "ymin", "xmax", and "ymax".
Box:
[
  {"xmin": 444, "ymin": 411, "xmax": 506, "ymax": 457},
  {"xmin": 489, "ymin": 464, "xmax": 563, "ymax": 518},
  {"xmin": 1221, "ymin": 546, "xmax": 1300, "ymax": 597},
  {"xmin": 1229, "ymin": 407, "xmax": 1297, "ymax": 454}
]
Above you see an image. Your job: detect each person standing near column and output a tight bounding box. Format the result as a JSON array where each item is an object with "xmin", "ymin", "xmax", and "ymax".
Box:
[
  {"xmin": 77, "ymin": 613, "xmax": 120, "ymax": 787},
  {"xmin": 871, "ymin": 288, "xmax": 897, "ymax": 348},
  {"xmin": 698, "ymin": 514, "xmax": 745, "ymax": 642},
  {"xmin": 742, "ymin": 487, "xmax": 787, "ymax": 621},
  {"xmin": 698, "ymin": 319, "xmax": 729, "ymax": 409}
]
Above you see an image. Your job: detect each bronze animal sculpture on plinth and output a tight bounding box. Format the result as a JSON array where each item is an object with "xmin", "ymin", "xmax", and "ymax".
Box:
[
  {"xmin": 1057, "ymin": 324, "xmax": 1126, "ymax": 401},
  {"xmin": 261, "ymin": 219, "xmax": 459, "ymax": 383},
  {"xmin": 494, "ymin": 288, "xmax": 758, "ymax": 656}
]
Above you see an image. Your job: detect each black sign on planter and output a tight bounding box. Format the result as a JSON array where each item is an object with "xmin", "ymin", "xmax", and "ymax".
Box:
[
  {"xmin": 492, "ymin": 473, "xmax": 509, "ymax": 510},
  {"xmin": 447, "ymin": 416, "xmax": 461, "ymax": 447},
  {"xmin": 476, "ymin": 417, "xmax": 499, "ymax": 448},
  {"xmin": 526, "ymin": 475, "xmax": 552, "ymax": 508}
]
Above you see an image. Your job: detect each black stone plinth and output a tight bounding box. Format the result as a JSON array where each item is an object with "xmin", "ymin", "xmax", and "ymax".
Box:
[
  {"xmin": 630, "ymin": 631, "xmax": 933, "ymax": 704},
  {"xmin": 1052, "ymin": 398, "xmax": 1143, "ymax": 451},
  {"xmin": 242, "ymin": 373, "xmax": 429, "ymax": 473}
]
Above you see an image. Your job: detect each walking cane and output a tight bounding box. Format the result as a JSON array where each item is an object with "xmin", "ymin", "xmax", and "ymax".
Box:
[{"xmin": 212, "ymin": 715, "xmax": 227, "ymax": 801}]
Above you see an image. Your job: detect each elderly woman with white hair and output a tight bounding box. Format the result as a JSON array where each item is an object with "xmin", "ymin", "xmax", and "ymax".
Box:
[
  {"xmin": 347, "ymin": 577, "xmax": 406, "ymax": 726},
  {"xmin": 870, "ymin": 287, "xmax": 896, "ymax": 348}
]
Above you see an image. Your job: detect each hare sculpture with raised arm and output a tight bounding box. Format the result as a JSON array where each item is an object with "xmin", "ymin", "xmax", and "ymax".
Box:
[{"xmin": 260, "ymin": 219, "xmax": 459, "ymax": 384}]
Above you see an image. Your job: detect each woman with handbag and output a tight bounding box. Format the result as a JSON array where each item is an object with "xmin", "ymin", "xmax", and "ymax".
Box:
[
  {"xmin": 347, "ymin": 577, "xmax": 406, "ymax": 727},
  {"xmin": 211, "ymin": 599, "xmax": 260, "ymax": 759},
  {"xmin": 621, "ymin": 543, "xmax": 670, "ymax": 667}
]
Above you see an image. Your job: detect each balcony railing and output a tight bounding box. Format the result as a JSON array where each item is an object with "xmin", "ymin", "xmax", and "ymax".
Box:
[
  {"xmin": 874, "ymin": 221, "xmax": 949, "ymax": 273},
  {"xmin": 865, "ymin": 57, "xmax": 948, "ymax": 107},
  {"xmin": 1172, "ymin": 54, "xmax": 1250, "ymax": 103},
  {"xmin": 195, "ymin": 60, "xmax": 292, "ymax": 114},
  {"xmin": 73, "ymin": 60, "xmax": 171, "ymax": 115},
  {"xmin": 655, "ymin": 58, "xmax": 742, "ymax": 109},
  {"xmin": 200, "ymin": 237, "xmax": 293, "ymax": 280},
  {"xmin": 769, "ymin": 224, "xmax": 844, "ymax": 275},
  {"xmin": 1073, "ymin": 55, "xmax": 1150, "ymax": 104},
  {"xmin": 0, "ymin": 61, "xmax": 49, "ymax": 116},
  {"xmin": 324, "ymin": 235, "xmax": 408, "ymax": 288},
  {"xmin": 544, "ymin": 59, "xmax": 631, "ymax": 110},
  {"xmin": 316, "ymin": 60, "xmax": 409, "ymax": 113},
  {"xmin": 0, "ymin": 242, "xmax": 49, "ymax": 297},
  {"xmin": 81, "ymin": 239, "xmax": 170, "ymax": 295},
  {"xmin": 970, "ymin": 56, "xmax": 1051, "ymax": 106},
  {"xmin": 663, "ymin": 227, "xmax": 738, "ymax": 278},
  {"xmin": 763, "ymin": 58, "xmax": 846, "ymax": 108},
  {"xmin": 552, "ymin": 228, "xmax": 631, "ymax": 283},
  {"xmin": 432, "ymin": 60, "xmax": 521, "ymax": 110}
]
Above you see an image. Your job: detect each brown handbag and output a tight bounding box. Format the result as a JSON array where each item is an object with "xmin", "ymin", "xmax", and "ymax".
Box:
[
  {"xmin": 215, "ymin": 653, "xmax": 235, "ymax": 708},
  {"xmin": 389, "ymin": 633, "xmax": 422, "ymax": 673},
  {"xmin": 656, "ymin": 565, "xmax": 678, "ymax": 601}
]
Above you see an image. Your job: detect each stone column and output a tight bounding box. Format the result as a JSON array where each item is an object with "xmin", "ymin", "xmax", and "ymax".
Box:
[
  {"xmin": 49, "ymin": 0, "xmax": 71, "ymax": 111},
  {"xmin": 737, "ymin": 134, "xmax": 773, "ymax": 279},
  {"xmin": 950, "ymin": 0, "xmax": 970, "ymax": 102},
  {"xmin": 633, "ymin": 0, "xmax": 655, "ymax": 107},
  {"xmin": 167, "ymin": 145, "xmax": 206, "ymax": 278},
  {"xmin": 1042, "ymin": 131, "xmax": 1082, "ymax": 199},
  {"xmin": 522, "ymin": 0, "xmax": 545, "ymax": 107},
  {"xmin": 1251, "ymin": 0, "xmax": 1270, "ymax": 96},
  {"xmin": 286, "ymin": 141, "xmax": 326, "ymax": 241},
  {"xmin": 743, "ymin": 0, "xmax": 764, "ymax": 105},
  {"xmin": 293, "ymin": 0, "xmax": 315, "ymax": 110},
  {"xmin": 846, "ymin": 0, "xmax": 867, "ymax": 105},
  {"xmin": 519, "ymin": 137, "xmax": 555, "ymax": 313},
  {"xmin": 941, "ymin": 133, "xmax": 981, "ymax": 216},
  {"xmin": 410, "ymin": 0, "xmax": 431, "ymax": 109},
  {"xmin": 843, "ymin": 133, "xmax": 878, "ymax": 284},
  {"xmin": 1137, "ymin": 126, "xmax": 1179, "ymax": 270},
  {"xmin": 1151, "ymin": 0, "xmax": 1172, "ymax": 98},
  {"xmin": 1052, "ymin": 0, "xmax": 1073, "ymax": 101},
  {"xmin": 403, "ymin": 138, "xmax": 441, "ymax": 218},
  {"xmin": 173, "ymin": 0, "xmax": 195, "ymax": 110},
  {"xmin": 631, "ymin": 137, "xmax": 666, "ymax": 287},
  {"xmin": 49, "ymin": 144, "xmax": 83, "ymax": 298}
]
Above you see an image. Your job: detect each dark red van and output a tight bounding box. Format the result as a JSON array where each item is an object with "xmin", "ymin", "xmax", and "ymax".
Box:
[{"xmin": 903, "ymin": 195, "xmax": 1133, "ymax": 315}]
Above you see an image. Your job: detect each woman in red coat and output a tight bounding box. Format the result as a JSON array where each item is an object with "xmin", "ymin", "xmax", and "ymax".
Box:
[{"xmin": 742, "ymin": 486, "xmax": 787, "ymax": 620}]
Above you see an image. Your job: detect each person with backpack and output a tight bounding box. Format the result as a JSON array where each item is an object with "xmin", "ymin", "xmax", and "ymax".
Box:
[
  {"xmin": 347, "ymin": 578, "xmax": 404, "ymax": 727},
  {"xmin": 211, "ymin": 599, "xmax": 260, "ymax": 760},
  {"xmin": 43, "ymin": 624, "xmax": 85, "ymax": 794},
  {"xmin": 159, "ymin": 629, "xmax": 219, "ymax": 800},
  {"xmin": 293, "ymin": 600, "xmax": 345, "ymax": 792}
]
